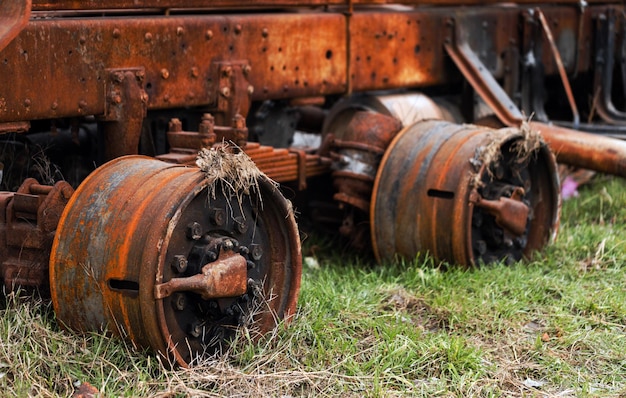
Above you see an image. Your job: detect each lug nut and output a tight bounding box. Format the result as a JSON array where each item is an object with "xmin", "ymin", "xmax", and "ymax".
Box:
[
  {"xmin": 235, "ymin": 217, "xmax": 248, "ymax": 234},
  {"xmin": 189, "ymin": 323, "xmax": 202, "ymax": 338},
  {"xmin": 172, "ymin": 293, "xmax": 186, "ymax": 311},
  {"xmin": 246, "ymin": 260, "xmax": 256, "ymax": 270},
  {"xmin": 172, "ymin": 255, "xmax": 188, "ymax": 273},
  {"xmin": 223, "ymin": 240, "xmax": 234, "ymax": 251},
  {"xmin": 250, "ymin": 244, "xmax": 263, "ymax": 260},
  {"xmin": 205, "ymin": 250, "xmax": 217, "ymax": 262},
  {"xmin": 186, "ymin": 222, "xmax": 202, "ymax": 240},
  {"xmin": 209, "ymin": 208, "xmax": 226, "ymax": 226}
]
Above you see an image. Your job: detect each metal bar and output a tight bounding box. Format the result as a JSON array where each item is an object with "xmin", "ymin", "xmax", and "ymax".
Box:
[
  {"xmin": 536, "ymin": 8, "xmax": 580, "ymax": 126},
  {"xmin": 30, "ymin": 0, "xmax": 616, "ymax": 12}
]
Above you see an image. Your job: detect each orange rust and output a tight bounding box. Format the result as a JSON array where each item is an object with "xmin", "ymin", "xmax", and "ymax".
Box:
[
  {"xmin": 50, "ymin": 156, "xmax": 301, "ymax": 367},
  {"xmin": 371, "ymin": 120, "xmax": 560, "ymax": 266}
]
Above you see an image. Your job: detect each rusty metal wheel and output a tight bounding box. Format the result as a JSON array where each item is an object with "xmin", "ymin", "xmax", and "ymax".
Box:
[
  {"xmin": 49, "ymin": 156, "xmax": 301, "ymax": 367},
  {"xmin": 371, "ymin": 120, "xmax": 560, "ymax": 266}
]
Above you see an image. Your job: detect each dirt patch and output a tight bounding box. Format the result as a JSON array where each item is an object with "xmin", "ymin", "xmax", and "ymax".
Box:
[{"xmin": 381, "ymin": 287, "xmax": 449, "ymax": 332}]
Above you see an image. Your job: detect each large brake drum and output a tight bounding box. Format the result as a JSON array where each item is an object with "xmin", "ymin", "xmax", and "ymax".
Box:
[
  {"xmin": 371, "ymin": 120, "xmax": 560, "ymax": 266},
  {"xmin": 50, "ymin": 156, "xmax": 301, "ymax": 367}
]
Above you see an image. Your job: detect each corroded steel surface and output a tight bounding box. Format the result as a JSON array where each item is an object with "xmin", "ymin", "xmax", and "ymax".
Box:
[
  {"xmin": 371, "ymin": 121, "xmax": 560, "ymax": 266},
  {"xmin": 30, "ymin": 0, "xmax": 612, "ymax": 12},
  {"xmin": 0, "ymin": 6, "xmax": 601, "ymax": 125},
  {"xmin": 0, "ymin": 179, "xmax": 73, "ymax": 291},
  {"xmin": 533, "ymin": 122, "xmax": 626, "ymax": 178},
  {"xmin": 0, "ymin": 0, "xmax": 31, "ymax": 53},
  {"xmin": 50, "ymin": 156, "xmax": 301, "ymax": 367}
]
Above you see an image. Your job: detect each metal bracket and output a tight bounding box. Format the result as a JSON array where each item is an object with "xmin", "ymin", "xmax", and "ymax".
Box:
[
  {"xmin": 101, "ymin": 68, "xmax": 149, "ymax": 160},
  {"xmin": 213, "ymin": 61, "xmax": 253, "ymax": 126},
  {"xmin": 444, "ymin": 18, "xmax": 523, "ymax": 126},
  {"xmin": 593, "ymin": 11, "xmax": 626, "ymax": 125}
]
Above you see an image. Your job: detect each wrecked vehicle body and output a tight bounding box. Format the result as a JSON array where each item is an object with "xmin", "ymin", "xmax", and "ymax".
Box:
[{"xmin": 1, "ymin": 0, "xmax": 626, "ymax": 366}]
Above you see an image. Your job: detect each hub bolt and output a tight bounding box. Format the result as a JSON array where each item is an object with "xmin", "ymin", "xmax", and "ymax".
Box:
[
  {"xmin": 251, "ymin": 244, "xmax": 263, "ymax": 260},
  {"xmin": 172, "ymin": 255, "xmax": 188, "ymax": 273},
  {"xmin": 186, "ymin": 222, "xmax": 202, "ymax": 240},
  {"xmin": 209, "ymin": 208, "xmax": 226, "ymax": 226},
  {"xmin": 235, "ymin": 217, "xmax": 249, "ymax": 234},
  {"xmin": 223, "ymin": 240, "xmax": 234, "ymax": 251},
  {"xmin": 190, "ymin": 323, "xmax": 202, "ymax": 338},
  {"xmin": 172, "ymin": 293, "xmax": 186, "ymax": 311},
  {"xmin": 205, "ymin": 250, "xmax": 218, "ymax": 262}
]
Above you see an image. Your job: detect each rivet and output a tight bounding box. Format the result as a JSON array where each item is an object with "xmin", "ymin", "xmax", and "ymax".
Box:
[
  {"xmin": 163, "ymin": 94, "xmax": 170, "ymax": 102},
  {"xmin": 247, "ymin": 85, "xmax": 254, "ymax": 95},
  {"xmin": 161, "ymin": 69, "xmax": 170, "ymax": 79},
  {"xmin": 191, "ymin": 67, "xmax": 199, "ymax": 78},
  {"xmin": 176, "ymin": 26, "xmax": 184, "ymax": 36},
  {"xmin": 234, "ymin": 24, "xmax": 242, "ymax": 34},
  {"xmin": 262, "ymin": 28, "xmax": 269, "ymax": 38},
  {"xmin": 205, "ymin": 30, "xmax": 213, "ymax": 40},
  {"xmin": 79, "ymin": 36, "xmax": 86, "ymax": 45},
  {"xmin": 51, "ymin": 102, "xmax": 58, "ymax": 110},
  {"xmin": 112, "ymin": 71, "xmax": 124, "ymax": 83},
  {"xmin": 221, "ymin": 87, "xmax": 231, "ymax": 97},
  {"xmin": 144, "ymin": 32, "xmax": 153, "ymax": 42},
  {"xmin": 112, "ymin": 28, "xmax": 121, "ymax": 38},
  {"xmin": 23, "ymin": 99, "xmax": 31, "ymax": 107},
  {"xmin": 78, "ymin": 100, "xmax": 87, "ymax": 108}
]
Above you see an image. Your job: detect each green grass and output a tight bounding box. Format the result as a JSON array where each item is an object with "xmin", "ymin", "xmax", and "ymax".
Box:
[{"xmin": 1, "ymin": 175, "xmax": 626, "ymax": 396}]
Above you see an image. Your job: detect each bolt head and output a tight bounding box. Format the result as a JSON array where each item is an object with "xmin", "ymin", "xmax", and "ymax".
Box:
[
  {"xmin": 190, "ymin": 323, "xmax": 202, "ymax": 338},
  {"xmin": 172, "ymin": 255, "xmax": 188, "ymax": 272},
  {"xmin": 223, "ymin": 240, "xmax": 234, "ymax": 251},
  {"xmin": 186, "ymin": 222, "xmax": 202, "ymax": 240},
  {"xmin": 251, "ymin": 244, "xmax": 263, "ymax": 261},
  {"xmin": 209, "ymin": 208, "xmax": 226, "ymax": 226},
  {"xmin": 235, "ymin": 217, "xmax": 249, "ymax": 234},
  {"xmin": 172, "ymin": 293, "xmax": 186, "ymax": 311}
]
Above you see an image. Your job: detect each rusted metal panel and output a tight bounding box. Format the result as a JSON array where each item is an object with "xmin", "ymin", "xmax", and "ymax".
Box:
[
  {"xmin": 0, "ymin": 5, "xmax": 613, "ymax": 123},
  {"xmin": 0, "ymin": 13, "xmax": 347, "ymax": 123},
  {"xmin": 349, "ymin": 10, "xmax": 451, "ymax": 91},
  {"xmin": 30, "ymin": 0, "xmax": 616, "ymax": 12}
]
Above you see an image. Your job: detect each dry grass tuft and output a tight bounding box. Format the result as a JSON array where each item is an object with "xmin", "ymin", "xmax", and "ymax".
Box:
[
  {"xmin": 196, "ymin": 145, "xmax": 266, "ymax": 202},
  {"xmin": 470, "ymin": 119, "xmax": 544, "ymax": 188}
]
